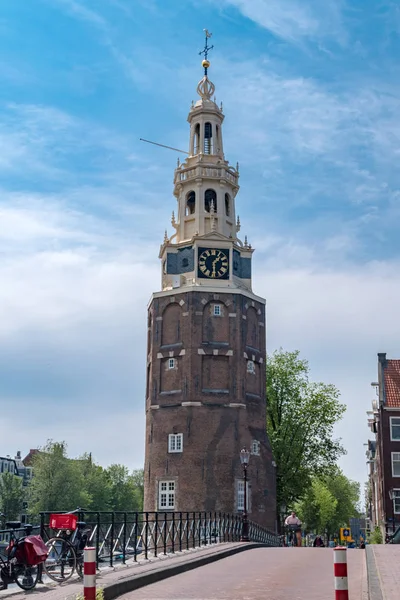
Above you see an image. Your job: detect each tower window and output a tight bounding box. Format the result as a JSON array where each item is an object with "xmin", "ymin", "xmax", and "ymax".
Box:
[
  {"xmin": 186, "ymin": 191, "xmax": 195, "ymax": 216},
  {"xmin": 204, "ymin": 122, "xmax": 213, "ymax": 154},
  {"xmin": 194, "ymin": 123, "xmax": 200, "ymax": 155},
  {"xmin": 204, "ymin": 189, "xmax": 217, "ymax": 213},
  {"xmin": 213, "ymin": 304, "xmax": 221, "ymax": 316},
  {"xmin": 168, "ymin": 433, "xmax": 183, "ymax": 453},
  {"xmin": 168, "ymin": 358, "xmax": 176, "ymax": 370},
  {"xmin": 225, "ymin": 193, "xmax": 231, "ymax": 217},
  {"xmin": 216, "ymin": 125, "xmax": 221, "ymax": 154},
  {"xmin": 251, "ymin": 440, "xmax": 260, "ymax": 456},
  {"xmin": 247, "ymin": 360, "xmax": 256, "ymax": 374},
  {"xmin": 158, "ymin": 481, "xmax": 175, "ymax": 509}
]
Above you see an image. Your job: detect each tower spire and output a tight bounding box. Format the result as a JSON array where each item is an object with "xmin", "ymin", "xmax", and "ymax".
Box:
[{"xmin": 199, "ymin": 29, "xmax": 214, "ymax": 77}]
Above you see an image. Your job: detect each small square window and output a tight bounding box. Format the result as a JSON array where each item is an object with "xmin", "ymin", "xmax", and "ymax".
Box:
[
  {"xmin": 213, "ymin": 304, "xmax": 221, "ymax": 316},
  {"xmin": 251, "ymin": 440, "xmax": 260, "ymax": 456},
  {"xmin": 168, "ymin": 358, "xmax": 175, "ymax": 369},
  {"xmin": 247, "ymin": 360, "xmax": 256, "ymax": 374},
  {"xmin": 168, "ymin": 433, "xmax": 183, "ymax": 453}
]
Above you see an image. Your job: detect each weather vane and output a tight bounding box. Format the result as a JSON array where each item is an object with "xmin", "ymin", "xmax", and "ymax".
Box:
[{"xmin": 199, "ymin": 29, "xmax": 214, "ymax": 76}]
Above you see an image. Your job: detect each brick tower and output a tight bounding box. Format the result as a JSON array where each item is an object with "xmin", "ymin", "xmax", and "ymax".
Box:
[{"xmin": 143, "ymin": 37, "xmax": 276, "ymax": 530}]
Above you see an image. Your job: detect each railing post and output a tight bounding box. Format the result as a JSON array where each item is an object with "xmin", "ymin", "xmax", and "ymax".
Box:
[
  {"xmin": 163, "ymin": 513, "xmax": 167, "ymax": 555},
  {"xmin": 186, "ymin": 512, "xmax": 189, "ymax": 550},
  {"xmin": 179, "ymin": 512, "xmax": 182, "ymax": 552},
  {"xmin": 95, "ymin": 512, "xmax": 100, "ymax": 568},
  {"xmin": 171, "ymin": 512, "xmax": 175, "ymax": 554},
  {"xmin": 134, "ymin": 512, "xmax": 139, "ymax": 562},
  {"xmin": 154, "ymin": 512, "xmax": 158, "ymax": 557},
  {"xmin": 110, "ymin": 512, "xmax": 114, "ymax": 568},
  {"xmin": 145, "ymin": 512, "xmax": 149, "ymax": 560},
  {"xmin": 192, "ymin": 512, "xmax": 195, "ymax": 549},
  {"xmin": 198, "ymin": 512, "xmax": 201, "ymax": 548},
  {"xmin": 122, "ymin": 513, "xmax": 127, "ymax": 564}
]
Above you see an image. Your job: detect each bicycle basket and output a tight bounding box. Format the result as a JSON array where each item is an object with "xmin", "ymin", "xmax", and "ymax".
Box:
[{"xmin": 50, "ymin": 514, "xmax": 77, "ymax": 531}]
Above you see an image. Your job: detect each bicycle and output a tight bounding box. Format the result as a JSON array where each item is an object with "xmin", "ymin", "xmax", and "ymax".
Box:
[
  {"xmin": 43, "ymin": 511, "xmax": 92, "ymax": 582},
  {"xmin": 0, "ymin": 519, "xmax": 40, "ymax": 590},
  {"xmin": 286, "ymin": 525, "xmax": 300, "ymax": 547}
]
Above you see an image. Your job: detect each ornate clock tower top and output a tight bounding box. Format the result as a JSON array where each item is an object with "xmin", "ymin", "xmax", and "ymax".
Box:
[{"xmin": 159, "ymin": 32, "xmax": 256, "ymax": 297}]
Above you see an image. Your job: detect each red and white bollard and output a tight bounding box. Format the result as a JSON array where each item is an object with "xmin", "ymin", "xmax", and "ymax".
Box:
[
  {"xmin": 333, "ymin": 546, "xmax": 349, "ymax": 600},
  {"xmin": 83, "ymin": 547, "xmax": 96, "ymax": 600}
]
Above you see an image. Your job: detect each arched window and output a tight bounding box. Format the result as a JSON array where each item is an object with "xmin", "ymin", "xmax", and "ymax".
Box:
[
  {"xmin": 225, "ymin": 193, "xmax": 230, "ymax": 217},
  {"xmin": 194, "ymin": 124, "xmax": 200, "ymax": 154},
  {"xmin": 204, "ymin": 122, "xmax": 213, "ymax": 154},
  {"xmin": 185, "ymin": 191, "xmax": 195, "ymax": 216},
  {"xmin": 204, "ymin": 189, "xmax": 217, "ymax": 213},
  {"xmin": 216, "ymin": 125, "xmax": 220, "ymax": 154}
]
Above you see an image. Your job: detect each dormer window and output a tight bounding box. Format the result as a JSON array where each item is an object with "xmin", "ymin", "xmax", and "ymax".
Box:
[{"xmin": 204, "ymin": 122, "xmax": 213, "ymax": 154}]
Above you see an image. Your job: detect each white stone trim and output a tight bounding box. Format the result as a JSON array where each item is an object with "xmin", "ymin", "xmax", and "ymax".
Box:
[
  {"xmin": 226, "ymin": 350, "xmax": 233, "ymax": 356},
  {"xmin": 213, "ymin": 349, "xmax": 219, "ymax": 355},
  {"xmin": 181, "ymin": 402, "xmax": 202, "ymax": 407},
  {"xmin": 156, "ymin": 316, "xmax": 163, "ymax": 321},
  {"xmin": 182, "ymin": 312, "xmax": 189, "ymax": 316},
  {"xmin": 169, "ymin": 351, "xmax": 174, "ymax": 357},
  {"xmin": 150, "ymin": 405, "xmax": 160, "ymax": 410},
  {"xmin": 242, "ymin": 315, "xmax": 247, "ymax": 320},
  {"xmin": 243, "ymin": 352, "xmax": 248, "ymax": 359},
  {"xmin": 157, "ymin": 352, "xmax": 163, "ymax": 359},
  {"xmin": 179, "ymin": 299, "xmax": 185, "ymax": 306},
  {"xmin": 198, "ymin": 348, "xmax": 206, "ymax": 355},
  {"xmin": 229, "ymin": 313, "xmax": 237, "ymax": 317},
  {"xmin": 228, "ymin": 403, "xmax": 246, "ymax": 408},
  {"xmin": 179, "ymin": 349, "xmax": 186, "ymax": 356},
  {"xmin": 151, "ymin": 287, "xmax": 266, "ymax": 306}
]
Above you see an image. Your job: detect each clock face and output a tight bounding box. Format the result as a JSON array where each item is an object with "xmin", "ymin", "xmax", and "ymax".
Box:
[{"xmin": 197, "ymin": 248, "xmax": 229, "ymax": 279}]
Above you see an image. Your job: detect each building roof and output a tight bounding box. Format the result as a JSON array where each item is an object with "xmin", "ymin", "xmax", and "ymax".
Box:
[{"xmin": 384, "ymin": 360, "xmax": 400, "ymax": 407}]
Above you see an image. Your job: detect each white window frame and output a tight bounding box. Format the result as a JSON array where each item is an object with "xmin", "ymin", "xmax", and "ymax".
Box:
[
  {"xmin": 158, "ymin": 481, "xmax": 175, "ymax": 510},
  {"xmin": 213, "ymin": 304, "xmax": 221, "ymax": 316},
  {"xmin": 392, "ymin": 452, "xmax": 400, "ymax": 477},
  {"xmin": 251, "ymin": 440, "xmax": 260, "ymax": 456},
  {"xmin": 390, "ymin": 417, "xmax": 400, "ymax": 441},
  {"xmin": 168, "ymin": 433, "xmax": 183, "ymax": 453},
  {"xmin": 393, "ymin": 489, "xmax": 400, "ymax": 514},
  {"xmin": 247, "ymin": 360, "xmax": 256, "ymax": 374},
  {"xmin": 168, "ymin": 358, "xmax": 176, "ymax": 370}
]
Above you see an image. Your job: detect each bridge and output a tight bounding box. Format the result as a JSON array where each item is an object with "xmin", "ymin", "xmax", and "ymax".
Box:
[{"xmin": 0, "ymin": 511, "xmax": 398, "ymax": 599}]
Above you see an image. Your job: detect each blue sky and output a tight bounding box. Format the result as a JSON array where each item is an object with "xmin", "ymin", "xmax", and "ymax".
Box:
[{"xmin": 1, "ymin": 0, "xmax": 400, "ymax": 493}]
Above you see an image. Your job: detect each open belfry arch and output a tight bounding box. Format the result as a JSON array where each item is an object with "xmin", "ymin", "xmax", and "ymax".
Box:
[{"xmin": 143, "ymin": 32, "xmax": 276, "ymax": 529}]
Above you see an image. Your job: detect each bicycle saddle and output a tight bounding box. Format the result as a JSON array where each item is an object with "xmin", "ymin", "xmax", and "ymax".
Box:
[
  {"xmin": 6, "ymin": 521, "xmax": 21, "ymax": 529},
  {"xmin": 76, "ymin": 521, "xmax": 87, "ymax": 529}
]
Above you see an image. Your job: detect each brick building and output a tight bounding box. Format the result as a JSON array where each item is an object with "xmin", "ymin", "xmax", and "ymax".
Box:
[
  {"xmin": 367, "ymin": 353, "xmax": 400, "ymax": 536},
  {"xmin": 143, "ymin": 42, "xmax": 276, "ymax": 530}
]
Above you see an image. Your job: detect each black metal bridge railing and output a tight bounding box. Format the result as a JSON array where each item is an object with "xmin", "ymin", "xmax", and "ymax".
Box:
[{"xmin": 39, "ymin": 511, "xmax": 280, "ymax": 567}]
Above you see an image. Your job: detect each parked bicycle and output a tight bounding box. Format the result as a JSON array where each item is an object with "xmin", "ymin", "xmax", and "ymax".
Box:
[
  {"xmin": 0, "ymin": 517, "xmax": 47, "ymax": 590},
  {"xmin": 43, "ymin": 510, "xmax": 92, "ymax": 582}
]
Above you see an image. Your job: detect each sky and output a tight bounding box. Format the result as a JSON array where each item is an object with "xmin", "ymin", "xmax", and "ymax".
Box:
[{"xmin": 0, "ymin": 0, "xmax": 399, "ymax": 496}]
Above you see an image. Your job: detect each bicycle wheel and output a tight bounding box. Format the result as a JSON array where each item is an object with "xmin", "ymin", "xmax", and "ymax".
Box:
[
  {"xmin": 43, "ymin": 537, "xmax": 76, "ymax": 582},
  {"xmin": 13, "ymin": 563, "xmax": 39, "ymax": 590}
]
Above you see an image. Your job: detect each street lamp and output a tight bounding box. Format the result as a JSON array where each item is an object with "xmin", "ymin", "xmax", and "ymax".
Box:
[
  {"xmin": 389, "ymin": 488, "xmax": 395, "ymax": 534},
  {"xmin": 240, "ymin": 447, "xmax": 250, "ymax": 542}
]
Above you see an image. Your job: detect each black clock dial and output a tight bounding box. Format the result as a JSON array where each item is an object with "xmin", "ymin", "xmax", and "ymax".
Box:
[{"xmin": 197, "ymin": 248, "xmax": 229, "ymax": 279}]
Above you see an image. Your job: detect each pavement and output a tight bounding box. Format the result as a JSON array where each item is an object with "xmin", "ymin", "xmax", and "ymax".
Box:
[
  {"xmin": 366, "ymin": 544, "xmax": 400, "ymax": 600},
  {"xmin": 111, "ymin": 547, "xmax": 368, "ymax": 600}
]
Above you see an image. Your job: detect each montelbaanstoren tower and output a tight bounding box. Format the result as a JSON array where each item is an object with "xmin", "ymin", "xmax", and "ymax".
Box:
[{"xmin": 143, "ymin": 32, "xmax": 276, "ymax": 529}]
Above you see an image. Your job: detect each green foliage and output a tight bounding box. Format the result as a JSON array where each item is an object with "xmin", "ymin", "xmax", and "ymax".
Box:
[
  {"xmin": 27, "ymin": 441, "xmax": 144, "ymax": 515},
  {"xmin": 296, "ymin": 469, "xmax": 360, "ymax": 536},
  {"xmin": 0, "ymin": 472, "xmax": 25, "ymax": 521},
  {"xmin": 369, "ymin": 526, "xmax": 383, "ymax": 544},
  {"xmin": 29, "ymin": 441, "xmax": 90, "ymax": 514},
  {"xmin": 266, "ymin": 349, "xmax": 346, "ymax": 510}
]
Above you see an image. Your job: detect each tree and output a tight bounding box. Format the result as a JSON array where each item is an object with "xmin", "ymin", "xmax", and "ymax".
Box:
[
  {"xmin": 28, "ymin": 441, "xmax": 90, "ymax": 514},
  {"xmin": 0, "ymin": 473, "xmax": 25, "ymax": 520},
  {"xmin": 266, "ymin": 349, "xmax": 346, "ymax": 520},
  {"xmin": 77, "ymin": 454, "xmax": 111, "ymax": 511},
  {"xmin": 131, "ymin": 469, "xmax": 144, "ymax": 512},
  {"xmin": 296, "ymin": 469, "xmax": 360, "ymax": 537},
  {"xmin": 105, "ymin": 465, "xmax": 142, "ymax": 512}
]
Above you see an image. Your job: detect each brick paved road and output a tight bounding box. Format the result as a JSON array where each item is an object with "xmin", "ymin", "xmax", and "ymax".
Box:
[
  {"xmin": 367, "ymin": 545, "xmax": 400, "ymax": 600},
  {"xmin": 119, "ymin": 547, "xmax": 367, "ymax": 600}
]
